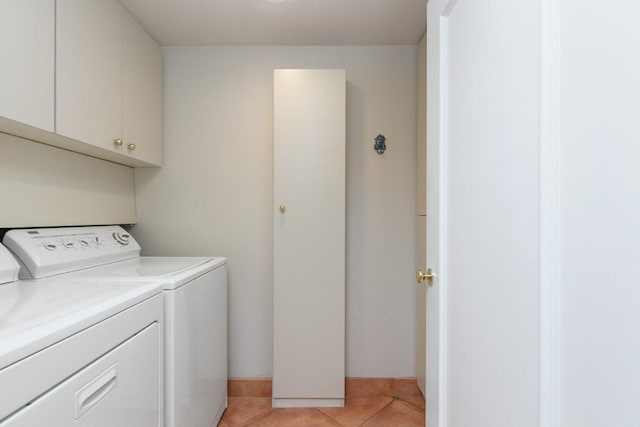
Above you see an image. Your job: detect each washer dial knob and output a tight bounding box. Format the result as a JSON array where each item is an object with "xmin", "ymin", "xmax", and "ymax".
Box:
[
  {"xmin": 112, "ymin": 231, "xmax": 131, "ymax": 246},
  {"xmin": 44, "ymin": 242, "xmax": 57, "ymax": 251}
]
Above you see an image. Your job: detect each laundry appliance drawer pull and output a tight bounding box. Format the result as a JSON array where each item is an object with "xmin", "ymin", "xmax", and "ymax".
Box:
[{"xmin": 74, "ymin": 364, "xmax": 118, "ymax": 419}]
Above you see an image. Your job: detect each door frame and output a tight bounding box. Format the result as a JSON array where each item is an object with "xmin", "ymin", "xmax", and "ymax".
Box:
[
  {"xmin": 425, "ymin": 1, "xmax": 453, "ymax": 426},
  {"xmin": 539, "ymin": 0, "xmax": 561, "ymax": 425}
]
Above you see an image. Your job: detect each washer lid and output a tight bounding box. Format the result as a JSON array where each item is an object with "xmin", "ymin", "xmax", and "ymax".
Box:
[
  {"xmin": 67, "ymin": 256, "xmax": 227, "ymax": 290},
  {"xmin": 102, "ymin": 257, "xmax": 214, "ymax": 277},
  {"xmin": 0, "ymin": 279, "xmax": 162, "ymax": 369},
  {"xmin": 0, "ymin": 244, "xmax": 19, "ymax": 285}
]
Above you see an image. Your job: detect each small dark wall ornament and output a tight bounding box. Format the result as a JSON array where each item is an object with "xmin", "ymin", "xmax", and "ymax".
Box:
[{"xmin": 374, "ymin": 134, "xmax": 387, "ymax": 155}]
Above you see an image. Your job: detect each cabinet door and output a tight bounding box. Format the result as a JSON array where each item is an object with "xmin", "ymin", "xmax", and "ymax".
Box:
[
  {"xmin": 123, "ymin": 11, "xmax": 162, "ymax": 166},
  {"xmin": 273, "ymin": 69, "xmax": 346, "ymax": 407},
  {"xmin": 56, "ymin": 0, "xmax": 122, "ymax": 152},
  {"xmin": 0, "ymin": 0, "xmax": 54, "ymax": 131}
]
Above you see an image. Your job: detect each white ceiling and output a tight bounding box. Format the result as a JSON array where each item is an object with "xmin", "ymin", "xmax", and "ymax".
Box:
[{"xmin": 117, "ymin": 0, "xmax": 427, "ymax": 46}]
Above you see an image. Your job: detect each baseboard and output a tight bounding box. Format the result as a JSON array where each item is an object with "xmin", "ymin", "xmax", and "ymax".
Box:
[
  {"xmin": 228, "ymin": 377, "xmax": 422, "ymax": 398},
  {"xmin": 272, "ymin": 398, "xmax": 345, "ymax": 408},
  {"xmin": 228, "ymin": 378, "xmax": 272, "ymax": 397}
]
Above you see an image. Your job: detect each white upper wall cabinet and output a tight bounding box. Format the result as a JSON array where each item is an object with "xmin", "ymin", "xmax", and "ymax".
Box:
[
  {"xmin": 56, "ymin": 0, "xmax": 162, "ymax": 167},
  {"xmin": 0, "ymin": 0, "xmax": 55, "ymax": 132},
  {"xmin": 0, "ymin": 0, "xmax": 162, "ymax": 168},
  {"xmin": 56, "ymin": 0, "xmax": 123, "ymax": 154},
  {"xmin": 122, "ymin": 10, "xmax": 163, "ymax": 166}
]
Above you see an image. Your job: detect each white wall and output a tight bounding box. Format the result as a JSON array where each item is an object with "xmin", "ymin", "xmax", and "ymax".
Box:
[
  {"xmin": 554, "ymin": 0, "xmax": 640, "ymax": 424},
  {"xmin": 134, "ymin": 46, "xmax": 417, "ymax": 378},
  {"xmin": 0, "ymin": 133, "xmax": 136, "ymax": 227}
]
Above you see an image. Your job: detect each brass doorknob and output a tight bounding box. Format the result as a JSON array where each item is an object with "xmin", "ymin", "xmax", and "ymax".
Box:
[
  {"xmin": 417, "ymin": 268, "xmax": 435, "ymax": 285},
  {"xmin": 279, "ymin": 205, "xmax": 286, "ymax": 213}
]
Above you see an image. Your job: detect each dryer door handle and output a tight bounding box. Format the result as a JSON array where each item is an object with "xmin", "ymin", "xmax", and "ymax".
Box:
[{"xmin": 75, "ymin": 364, "xmax": 118, "ymax": 419}]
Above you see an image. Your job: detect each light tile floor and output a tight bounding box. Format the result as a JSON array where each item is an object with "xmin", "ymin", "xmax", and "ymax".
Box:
[{"xmin": 218, "ymin": 384, "xmax": 425, "ymax": 426}]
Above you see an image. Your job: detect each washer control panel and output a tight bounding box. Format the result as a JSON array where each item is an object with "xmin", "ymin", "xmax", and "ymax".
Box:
[{"xmin": 3, "ymin": 226, "xmax": 141, "ymax": 279}]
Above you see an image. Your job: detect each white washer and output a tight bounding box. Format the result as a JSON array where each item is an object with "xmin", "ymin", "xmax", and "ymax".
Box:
[
  {"xmin": 4, "ymin": 226, "xmax": 228, "ymax": 427},
  {"xmin": 0, "ymin": 242, "xmax": 164, "ymax": 426}
]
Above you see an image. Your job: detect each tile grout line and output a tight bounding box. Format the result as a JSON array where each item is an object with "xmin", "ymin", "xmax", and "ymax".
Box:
[
  {"xmin": 315, "ymin": 407, "xmax": 346, "ymax": 427},
  {"xmin": 240, "ymin": 408, "xmax": 273, "ymax": 427},
  {"xmin": 395, "ymin": 395, "xmax": 426, "ymax": 412},
  {"xmin": 239, "ymin": 398, "xmax": 273, "ymax": 427},
  {"xmin": 357, "ymin": 399, "xmax": 396, "ymax": 426}
]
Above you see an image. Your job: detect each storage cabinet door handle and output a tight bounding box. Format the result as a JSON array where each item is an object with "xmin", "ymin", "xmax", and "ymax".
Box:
[{"xmin": 75, "ymin": 364, "xmax": 118, "ymax": 419}]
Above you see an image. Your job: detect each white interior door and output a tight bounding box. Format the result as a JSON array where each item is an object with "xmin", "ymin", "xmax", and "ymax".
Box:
[
  {"xmin": 426, "ymin": 1, "xmax": 540, "ymax": 426},
  {"xmin": 272, "ymin": 69, "xmax": 346, "ymax": 408}
]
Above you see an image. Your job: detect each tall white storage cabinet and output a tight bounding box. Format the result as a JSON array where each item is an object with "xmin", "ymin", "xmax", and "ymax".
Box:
[{"xmin": 273, "ymin": 69, "xmax": 346, "ymax": 408}]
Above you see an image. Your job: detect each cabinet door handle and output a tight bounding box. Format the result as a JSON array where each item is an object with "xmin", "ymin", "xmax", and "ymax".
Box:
[
  {"xmin": 127, "ymin": 143, "xmax": 136, "ymax": 151},
  {"xmin": 114, "ymin": 138, "xmax": 123, "ymax": 147}
]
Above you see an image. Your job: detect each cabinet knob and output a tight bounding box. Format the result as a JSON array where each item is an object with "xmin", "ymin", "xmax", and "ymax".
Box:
[
  {"xmin": 279, "ymin": 205, "xmax": 286, "ymax": 213},
  {"xmin": 127, "ymin": 143, "xmax": 136, "ymax": 151},
  {"xmin": 114, "ymin": 138, "xmax": 123, "ymax": 147}
]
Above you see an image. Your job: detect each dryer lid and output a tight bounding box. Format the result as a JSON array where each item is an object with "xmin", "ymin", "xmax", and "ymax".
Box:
[
  {"xmin": 0, "ymin": 244, "xmax": 19, "ymax": 285},
  {"xmin": 0, "ymin": 279, "xmax": 162, "ymax": 370}
]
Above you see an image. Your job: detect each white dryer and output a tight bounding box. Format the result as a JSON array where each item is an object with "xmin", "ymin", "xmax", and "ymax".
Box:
[
  {"xmin": 4, "ymin": 226, "xmax": 228, "ymax": 427},
  {"xmin": 0, "ymin": 242, "xmax": 164, "ymax": 426}
]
